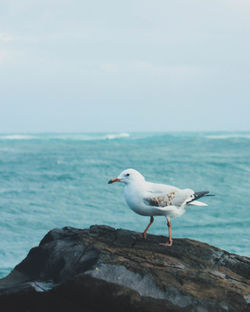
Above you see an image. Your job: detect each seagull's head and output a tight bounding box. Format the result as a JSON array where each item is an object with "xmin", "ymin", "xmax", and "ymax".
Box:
[{"xmin": 108, "ymin": 169, "xmax": 145, "ymax": 185}]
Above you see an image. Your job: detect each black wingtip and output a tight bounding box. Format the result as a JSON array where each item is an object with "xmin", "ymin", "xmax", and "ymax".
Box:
[{"xmin": 194, "ymin": 191, "xmax": 215, "ymax": 200}]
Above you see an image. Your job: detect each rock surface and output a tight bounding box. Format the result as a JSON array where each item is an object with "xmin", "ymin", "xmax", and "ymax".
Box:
[{"xmin": 0, "ymin": 225, "xmax": 250, "ymax": 312}]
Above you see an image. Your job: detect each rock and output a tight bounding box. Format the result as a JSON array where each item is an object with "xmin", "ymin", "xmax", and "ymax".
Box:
[{"xmin": 0, "ymin": 225, "xmax": 249, "ymax": 312}]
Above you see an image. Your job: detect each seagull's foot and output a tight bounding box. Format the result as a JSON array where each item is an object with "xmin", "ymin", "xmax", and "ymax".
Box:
[
  {"xmin": 159, "ymin": 239, "xmax": 173, "ymax": 247},
  {"xmin": 142, "ymin": 232, "xmax": 147, "ymax": 239}
]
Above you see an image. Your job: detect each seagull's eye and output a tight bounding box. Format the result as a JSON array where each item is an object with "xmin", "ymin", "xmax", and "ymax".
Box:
[{"xmin": 126, "ymin": 173, "xmax": 130, "ymax": 177}]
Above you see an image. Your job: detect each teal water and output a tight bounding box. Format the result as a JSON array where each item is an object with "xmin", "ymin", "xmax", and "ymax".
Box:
[{"xmin": 0, "ymin": 132, "xmax": 250, "ymax": 278}]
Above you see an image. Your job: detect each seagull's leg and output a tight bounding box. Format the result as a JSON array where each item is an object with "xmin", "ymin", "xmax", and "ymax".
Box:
[
  {"xmin": 142, "ymin": 216, "xmax": 154, "ymax": 239},
  {"xmin": 159, "ymin": 217, "xmax": 173, "ymax": 247}
]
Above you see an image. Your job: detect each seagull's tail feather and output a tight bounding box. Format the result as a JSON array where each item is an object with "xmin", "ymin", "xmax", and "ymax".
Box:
[
  {"xmin": 187, "ymin": 191, "xmax": 215, "ymax": 205},
  {"xmin": 188, "ymin": 200, "xmax": 208, "ymax": 207}
]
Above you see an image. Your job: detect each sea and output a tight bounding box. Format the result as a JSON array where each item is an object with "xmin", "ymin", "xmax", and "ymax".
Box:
[{"xmin": 0, "ymin": 132, "xmax": 250, "ymax": 278}]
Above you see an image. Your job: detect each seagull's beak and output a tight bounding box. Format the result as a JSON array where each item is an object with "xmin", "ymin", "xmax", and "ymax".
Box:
[{"xmin": 108, "ymin": 178, "xmax": 121, "ymax": 184}]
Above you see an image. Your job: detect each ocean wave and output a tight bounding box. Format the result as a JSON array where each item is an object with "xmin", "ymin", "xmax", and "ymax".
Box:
[
  {"xmin": 0, "ymin": 133, "xmax": 130, "ymax": 141},
  {"xmin": 205, "ymin": 134, "xmax": 250, "ymax": 140},
  {"xmin": 104, "ymin": 133, "xmax": 130, "ymax": 140},
  {"xmin": 48, "ymin": 133, "xmax": 130, "ymax": 141},
  {"xmin": 0, "ymin": 135, "xmax": 35, "ymax": 140}
]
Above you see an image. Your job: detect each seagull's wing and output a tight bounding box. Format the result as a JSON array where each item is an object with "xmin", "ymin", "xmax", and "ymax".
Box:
[{"xmin": 143, "ymin": 183, "xmax": 194, "ymax": 208}]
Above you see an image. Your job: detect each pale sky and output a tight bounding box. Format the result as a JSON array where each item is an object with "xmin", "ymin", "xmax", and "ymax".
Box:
[{"xmin": 0, "ymin": 0, "xmax": 250, "ymax": 132}]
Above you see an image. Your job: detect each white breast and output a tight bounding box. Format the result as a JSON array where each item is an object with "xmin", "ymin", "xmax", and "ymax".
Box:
[{"xmin": 124, "ymin": 183, "xmax": 147, "ymax": 215}]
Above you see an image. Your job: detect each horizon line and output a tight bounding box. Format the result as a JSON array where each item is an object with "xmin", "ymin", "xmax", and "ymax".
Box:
[{"xmin": 1, "ymin": 130, "xmax": 250, "ymax": 135}]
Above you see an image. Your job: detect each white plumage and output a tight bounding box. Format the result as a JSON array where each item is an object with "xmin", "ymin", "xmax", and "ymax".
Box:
[{"xmin": 108, "ymin": 168, "xmax": 213, "ymax": 246}]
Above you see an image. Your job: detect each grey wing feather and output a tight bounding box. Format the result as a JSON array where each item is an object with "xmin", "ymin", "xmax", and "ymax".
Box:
[
  {"xmin": 143, "ymin": 188, "xmax": 194, "ymax": 208},
  {"xmin": 143, "ymin": 196, "xmax": 170, "ymax": 207}
]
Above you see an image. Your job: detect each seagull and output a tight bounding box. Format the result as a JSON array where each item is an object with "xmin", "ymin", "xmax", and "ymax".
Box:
[{"xmin": 108, "ymin": 168, "xmax": 214, "ymax": 247}]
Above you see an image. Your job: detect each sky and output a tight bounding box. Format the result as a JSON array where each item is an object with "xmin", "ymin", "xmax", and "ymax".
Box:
[{"xmin": 0, "ymin": 0, "xmax": 250, "ymax": 133}]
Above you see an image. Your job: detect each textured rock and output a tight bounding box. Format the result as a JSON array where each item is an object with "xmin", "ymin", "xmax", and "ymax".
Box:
[{"xmin": 0, "ymin": 225, "xmax": 250, "ymax": 312}]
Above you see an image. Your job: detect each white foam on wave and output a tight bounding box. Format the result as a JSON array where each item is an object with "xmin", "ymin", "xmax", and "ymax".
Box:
[
  {"xmin": 206, "ymin": 134, "xmax": 250, "ymax": 140},
  {"xmin": 50, "ymin": 133, "xmax": 130, "ymax": 141},
  {"xmin": 0, "ymin": 135, "xmax": 35, "ymax": 140},
  {"xmin": 104, "ymin": 133, "xmax": 130, "ymax": 140},
  {"xmin": 0, "ymin": 133, "xmax": 131, "ymax": 141}
]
